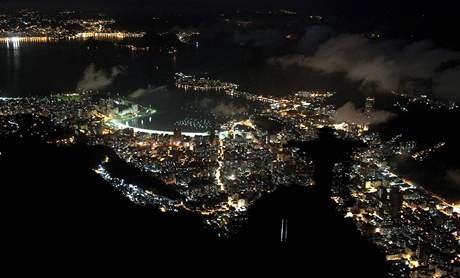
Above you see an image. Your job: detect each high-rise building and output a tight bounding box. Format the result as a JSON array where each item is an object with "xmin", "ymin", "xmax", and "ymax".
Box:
[
  {"xmin": 173, "ymin": 128, "xmax": 182, "ymax": 141},
  {"xmin": 364, "ymin": 96, "xmax": 375, "ymax": 115},
  {"xmin": 390, "ymin": 187, "xmax": 403, "ymax": 220},
  {"xmin": 377, "ymin": 187, "xmax": 388, "ymax": 201},
  {"xmin": 209, "ymin": 129, "xmax": 218, "ymax": 146}
]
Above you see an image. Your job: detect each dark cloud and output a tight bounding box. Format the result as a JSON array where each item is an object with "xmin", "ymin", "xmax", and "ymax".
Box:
[
  {"xmin": 332, "ymin": 101, "xmax": 396, "ymax": 125},
  {"xmin": 212, "ymin": 102, "xmax": 247, "ymax": 117},
  {"xmin": 296, "ymin": 25, "xmax": 334, "ymax": 53},
  {"xmin": 77, "ymin": 63, "xmax": 123, "ymax": 91},
  {"xmin": 196, "ymin": 98, "xmax": 247, "ymax": 117},
  {"xmin": 128, "ymin": 85, "xmax": 168, "ymax": 99},
  {"xmin": 433, "ymin": 66, "xmax": 460, "ymax": 101},
  {"xmin": 446, "ymin": 168, "xmax": 460, "ymax": 186},
  {"xmin": 198, "ymin": 97, "xmax": 213, "ymax": 108},
  {"xmin": 195, "ymin": 97, "xmax": 248, "ymax": 117},
  {"xmin": 232, "ymin": 29, "xmax": 284, "ymax": 48},
  {"xmin": 203, "ymin": 102, "xmax": 248, "ymax": 117},
  {"xmin": 269, "ymin": 34, "xmax": 460, "ymax": 99}
]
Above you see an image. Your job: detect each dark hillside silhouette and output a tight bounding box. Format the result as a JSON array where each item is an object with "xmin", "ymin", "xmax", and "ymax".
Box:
[
  {"xmin": 1, "ymin": 117, "xmax": 387, "ymax": 275},
  {"xmin": 235, "ymin": 128, "xmax": 387, "ymax": 277}
]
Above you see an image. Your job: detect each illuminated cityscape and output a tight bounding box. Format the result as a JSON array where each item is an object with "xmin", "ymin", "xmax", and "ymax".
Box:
[
  {"xmin": 1, "ymin": 2, "xmax": 459, "ymax": 276},
  {"xmin": 1, "ymin": 74, "xmax": 458, "ymax": 274},
  {"xmin": 0, "ymin": 9, "xmax": 144, "ymax": 43}
]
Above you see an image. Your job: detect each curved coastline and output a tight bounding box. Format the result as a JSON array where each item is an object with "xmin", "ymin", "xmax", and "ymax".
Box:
[{"xmin": 109, "ymin": 119, "xmax": 209, "ymax": 137}]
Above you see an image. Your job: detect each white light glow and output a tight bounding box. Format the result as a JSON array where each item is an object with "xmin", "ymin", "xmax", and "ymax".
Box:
[{"xmin": 109, "ymin": 120, "xmax": 208, "ymax": 137}]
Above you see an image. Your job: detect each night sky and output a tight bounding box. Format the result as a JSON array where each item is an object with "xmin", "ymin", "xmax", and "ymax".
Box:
[{"xmin": 2, "ymin": 0, "xmax": 456, "ymax": 13}]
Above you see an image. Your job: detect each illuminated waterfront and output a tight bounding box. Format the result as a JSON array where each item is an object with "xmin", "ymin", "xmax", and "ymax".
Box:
[
  {"xmin": 1, "ymin": 7, "xmax": 460, "ymax": 275},
  {"xmin": 0, "ymin": 36, "xmax": 55, "ymax": 43},
  {"xmin": 109, "ymin": 119, "xmax": 209, "ymax": 137}
]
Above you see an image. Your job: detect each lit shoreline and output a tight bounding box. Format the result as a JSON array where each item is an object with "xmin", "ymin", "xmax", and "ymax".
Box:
[
  {"xmin": 109, "ymin": 119, "xmax": 209, "ymax": 137},
  {"xmin": 0, "ymin": 37, "xmax": 55, "ymax": 43},
  {"xmin": 0, "ymin": 32, "xmax": 145, "ymax": 43}
]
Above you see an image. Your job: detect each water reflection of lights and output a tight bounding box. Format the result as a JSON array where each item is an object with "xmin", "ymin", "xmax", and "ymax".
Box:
[
  {"xmin": 4, "ymin": 37, "xmax": 21, "ymax": 71},
  {"xmin": 1, "ymin": 37, "xmax": 52, "ymax": 48},
  {"xmin": 6, "ymin": 37, "xmax": 20, "ymax": 49}
]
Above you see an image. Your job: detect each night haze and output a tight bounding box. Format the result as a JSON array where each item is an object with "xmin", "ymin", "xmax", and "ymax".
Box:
[{"xmin": 1, "ymin": 0, "xmax": 459, "ymax": 276}]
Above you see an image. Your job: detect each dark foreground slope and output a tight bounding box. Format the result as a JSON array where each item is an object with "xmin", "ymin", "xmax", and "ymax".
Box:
[
  {"xmin": 0, "ymin": 115, "xmax": 217, "ymax": 256},
  {"xmin": 236, "ymin": 185, "xmax": 387, "ymax": 277},
  {"xmin": 0, "ymin": 140, "xmax": 217, "ymax": 250},
  {"xmin": 0, "ymin": 116, "xmax": 386, "ymax": 275},
  {"xmin": 235, "ymin": 128, "xmax": 387, "ymax": 276}
]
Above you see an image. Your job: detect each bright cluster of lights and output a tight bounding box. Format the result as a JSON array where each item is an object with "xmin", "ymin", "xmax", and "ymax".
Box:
[
  {"xmin": 69, "ymin": 32, "xmax": 144, "ymax": 40},
  {"xmin": 0, "ymin": 36, "xmax": 54, "ymax": 49},
  {"xmin": 5, "ymin": 37, "xmax": 20, "ymax": 48},
  {"xmin": 109, "ymin": 119, "xmax": 209, "ymax": 137}
]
